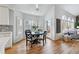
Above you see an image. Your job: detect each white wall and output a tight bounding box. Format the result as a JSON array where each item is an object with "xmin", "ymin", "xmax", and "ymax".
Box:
[
  {"xmin": 44, "ymin": 5, "xmax": 56, "ymax": 40},
  {"xmin": 0, "ymin": 7, "xmax": 9, "ymax": 25},
  {"xmin": 9, "ymin": 9, "xmax": 24, "ymax": 43},
  {"xmin": 9, "ymin": 9, "xmax": 14, "ymax": 43},
  {"xmin": 9, "ymin": 9, "xmax": 14, "ymax": 25},
  {"xmin": 13, "ymin": 10, "xmax": 24, "ymax": 43}
]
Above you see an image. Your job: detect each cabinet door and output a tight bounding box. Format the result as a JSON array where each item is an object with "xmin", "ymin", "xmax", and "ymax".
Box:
[
  {"xmin": 0, "ymin": 7, "xmax": 9, "ymax": 25},
  {"xmin": 5, "ymin": 37, "xmax": 12, "ymax": 48}
]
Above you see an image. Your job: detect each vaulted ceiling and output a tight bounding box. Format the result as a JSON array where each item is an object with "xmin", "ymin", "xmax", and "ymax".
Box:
[
  {"xmin": 0, "ymin": 4, "xmax": 79, "ymax": 16},
  {"xmin": 0, "ymin": 4, "xmax": 53, "ymax": 16},
  {"xmin": 56, "ymin": 4, "xmax": 79, "ymax": 16}
]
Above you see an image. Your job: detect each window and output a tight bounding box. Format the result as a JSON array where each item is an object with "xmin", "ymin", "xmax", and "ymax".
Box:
[
  {"xmin": 61, "ymin": 15, "xmax": 74, "ymax": 32},
  {"xmin": 62, "ymin": 15, "xmax": 67, "ymax": 21}
]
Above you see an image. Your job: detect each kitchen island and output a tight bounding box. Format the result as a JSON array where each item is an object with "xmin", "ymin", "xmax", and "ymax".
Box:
[{"xmin": 0, "ymin": 32, "xmax": 12, "ymax": 54}]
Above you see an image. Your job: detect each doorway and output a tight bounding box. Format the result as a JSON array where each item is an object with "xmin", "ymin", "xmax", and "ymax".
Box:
[
  {"xmin": 16, "ymin": 16, "xmax": 24, "ymax": 42},
  {"xmin": 46, "ymin": 19, "xmax": 52, "ymax": 38}
]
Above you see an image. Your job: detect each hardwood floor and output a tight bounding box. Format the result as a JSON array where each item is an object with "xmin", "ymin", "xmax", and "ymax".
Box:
[{"xmin": 5, "ymin": 38, "xmax": 79, "ymax": 54}]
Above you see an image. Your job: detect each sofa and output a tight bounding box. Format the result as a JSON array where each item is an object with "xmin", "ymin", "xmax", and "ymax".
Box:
[{"xmin": 62, "ymin": 28, "xmax": 79, "ymax": 40}]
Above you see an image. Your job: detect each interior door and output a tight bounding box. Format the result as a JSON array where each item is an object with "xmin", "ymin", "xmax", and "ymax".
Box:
[{"xmin": 16, "ymin": 16, "xmax": 23, "ymax": 42}]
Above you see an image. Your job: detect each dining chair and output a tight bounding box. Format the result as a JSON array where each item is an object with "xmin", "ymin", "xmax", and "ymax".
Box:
[
  {"xmin": 38, "ymin": 31, "xmax": 47, "ymax": 46},
  {"xmin": 25, "ymin": 30, "xmax": 34, "ymax": 47},
  {"xmin": 43, "ymin": 31, "xmax": 47, "ymax": 46}
]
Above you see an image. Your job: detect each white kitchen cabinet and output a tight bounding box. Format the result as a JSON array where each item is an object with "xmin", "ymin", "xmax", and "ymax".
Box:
[
  {"xmin": 5, "ymin": 37, "xmax": 12, "ymax": 48},
  {"xmin": 0, "ymin": 32, "xmax": 12, "ymax": 54},
  {"xmin": 0, "ymin": 32, "xmax": 12, "ymax": 48},
  {"xmin": 0, "ymin": 37, "xmax": 9, "ymax": 54},
  {"xmin": 0, "ymin": 7, "xmax": 9, "ymax": 25}
]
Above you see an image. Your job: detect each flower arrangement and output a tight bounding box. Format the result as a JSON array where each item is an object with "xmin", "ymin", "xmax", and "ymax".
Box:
[{"xmin": 32, "ymin": 24, "xmax": 38, "ymax": 31}]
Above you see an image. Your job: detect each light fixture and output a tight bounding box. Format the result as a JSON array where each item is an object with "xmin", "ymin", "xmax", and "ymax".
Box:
[{"xmin": 35, "ymin": 4, "xmax": 39, "ymax": 11}]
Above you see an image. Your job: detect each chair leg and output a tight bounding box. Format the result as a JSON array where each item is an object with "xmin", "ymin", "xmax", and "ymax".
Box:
[
  {"xmin": 45, "ymin": 37, "xmax": 46, "ymax": 43},
  {"xmin": 26, "ymin": 40, "xmax": 28, "ymax": 46},
  {"xmin": 45, "ymin": 39, "xmax": 46, "ymax": 43},
  {"xmin": 30, "ymin": 39, "xmax": 33, "ymax": 48},
  {"xmin": 31, "ymin": 42, "xmax": 32, "ymax": 47},
  {"xmin": 43, "ymin": 40, "xmax": 44, "ymax": 46},
  {"xmin": 43, "ymin": 39, "xmax": 44, "ymax": 46}
]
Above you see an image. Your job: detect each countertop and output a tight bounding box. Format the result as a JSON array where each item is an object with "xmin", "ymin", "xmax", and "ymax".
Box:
[{"xmin": 0, "ymin": 32, "xmax": 12, "ymax": 37}]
